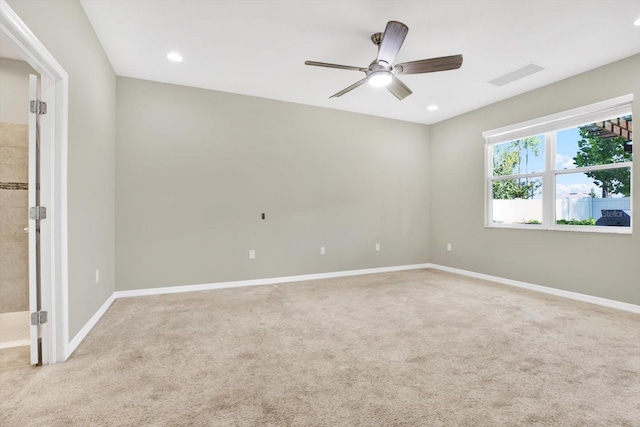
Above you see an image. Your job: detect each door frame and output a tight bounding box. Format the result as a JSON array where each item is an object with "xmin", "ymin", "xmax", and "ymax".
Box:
[{"xmin": 0, "ymin": 0, "xmax": 69, "ymax": 364}]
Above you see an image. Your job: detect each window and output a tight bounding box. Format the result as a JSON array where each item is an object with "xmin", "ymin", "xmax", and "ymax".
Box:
[{"xmin": 484, "ymin": 95, "xmax": 633, "ymax": 233}]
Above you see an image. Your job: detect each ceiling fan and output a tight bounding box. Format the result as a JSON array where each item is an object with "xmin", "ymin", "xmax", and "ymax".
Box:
[{"xmin": 305, "ymin": 21, "xmax": 463, "ymax": 100}]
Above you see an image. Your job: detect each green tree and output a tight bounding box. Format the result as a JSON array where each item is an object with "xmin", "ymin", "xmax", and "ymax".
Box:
[
  {"xmin": 493, "ymin": 137, "xmax": 542, "ymax": 199},
  {"xmin": 573, "ymin": 128, "xmax": 631, "ymax": 198}
]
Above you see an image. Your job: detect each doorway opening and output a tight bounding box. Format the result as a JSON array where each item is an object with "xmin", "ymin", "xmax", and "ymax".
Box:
[
  {"xmin": 0, "ymin": 54, "xmax": 41, "ymax": 372},
  {"xmin": 0, "ymin": 1, "xmax": 69, "ymax": 364}
]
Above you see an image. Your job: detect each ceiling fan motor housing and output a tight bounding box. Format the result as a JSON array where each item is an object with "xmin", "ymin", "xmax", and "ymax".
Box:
[{"xmin": 367, "ymin": 60, "xmax": 390, "ymax": 75}]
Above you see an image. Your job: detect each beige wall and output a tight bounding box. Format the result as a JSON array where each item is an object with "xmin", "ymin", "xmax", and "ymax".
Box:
[
  {"xmin": 429, "ymin": 54, "xmax": 640, "ymax": 305},
  {"xmin": 116, "ymin": 77, "xmax": 430, "ymax": 291},
  {"xmin": 0, "ymin": 58, "xmax": 36, "ymax": 124},
  {"xmin": 7, "ymin": 0, "xmax": 117, "ymax": 337}
]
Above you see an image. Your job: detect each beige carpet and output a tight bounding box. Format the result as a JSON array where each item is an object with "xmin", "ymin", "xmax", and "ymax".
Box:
[{"xmin": 1, "ymin": 269, "xmax": 639, "ymax": 426}]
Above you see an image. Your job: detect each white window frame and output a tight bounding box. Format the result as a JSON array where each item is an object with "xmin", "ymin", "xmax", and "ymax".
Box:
[{"xmin": 483, "ymin": 94, "xmax": 633, "ymax": 234}]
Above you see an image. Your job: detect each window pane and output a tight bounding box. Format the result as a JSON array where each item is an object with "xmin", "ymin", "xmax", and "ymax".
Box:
[
  {"xmin": 492, "ymin": 135, "xmax": 545, "ymax": 176},
  {"xmin": 492, "ymin": 178, "xmax": 543, "ymax": 225},
  {"xmin": 556, "ymin": 115, "xmax": 633, "ymax": 170},
  {"xmin": 555, "ymin": 168, "xmax": 631, "ymax": 227}
]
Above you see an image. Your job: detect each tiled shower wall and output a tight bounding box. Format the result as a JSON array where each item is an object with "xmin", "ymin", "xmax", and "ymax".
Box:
[{"xmin": 0, "ymin": 122, "xmax": 29, "ymax": 313}]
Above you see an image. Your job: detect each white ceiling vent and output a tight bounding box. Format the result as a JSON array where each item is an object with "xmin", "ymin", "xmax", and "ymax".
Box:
[{"xmin": 488, "ymin": 63, "xmax": 545, "ymax": 86}]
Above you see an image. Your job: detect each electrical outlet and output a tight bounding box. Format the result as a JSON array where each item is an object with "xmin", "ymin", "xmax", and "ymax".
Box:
[
  {"xmin": 375, "ymin": 243, "xmax": 381, "ymax": 252},
  {"xmin": 95, "ymin": 269, "xmax": 100, "ymax": 283},
  {"xmin": 447, "ymin": 243, "xmax": 452, "ymax": 252},
  {"xmin": 249, "ymin": 250, "xmax": 256, "ymax": 260},
  {"xmin": 320, "ymin": 246, "xmax": 325, "ymax": 255}
]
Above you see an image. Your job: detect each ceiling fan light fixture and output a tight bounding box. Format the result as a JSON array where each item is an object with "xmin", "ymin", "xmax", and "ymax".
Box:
[{"xmin": 368, "ymin": 71, "xmax": 392, "ymax": 87}]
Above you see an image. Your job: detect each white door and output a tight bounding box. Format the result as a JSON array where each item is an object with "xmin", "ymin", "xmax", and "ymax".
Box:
[{"xmin": 28, "ymin": 74, "xmax": 41, "ymax": 365}]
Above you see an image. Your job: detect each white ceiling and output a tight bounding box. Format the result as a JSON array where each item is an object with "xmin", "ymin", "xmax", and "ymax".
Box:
[{"xmin": 79, "ymin": 0, "xmax": 640, "ymax": 125}]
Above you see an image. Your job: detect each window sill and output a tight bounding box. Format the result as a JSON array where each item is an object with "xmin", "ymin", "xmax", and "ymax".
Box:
[{"xmin": 485, "ymin": 223, "xmax": 632, "ymax": 234}]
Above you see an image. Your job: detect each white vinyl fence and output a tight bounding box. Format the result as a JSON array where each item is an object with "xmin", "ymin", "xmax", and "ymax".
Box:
[{"xmin": 493, "ymin": 197, "xmax": 631, "ymax": 224}]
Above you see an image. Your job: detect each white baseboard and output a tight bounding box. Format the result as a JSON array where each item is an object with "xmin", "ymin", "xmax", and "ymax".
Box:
[
  {"xmin": 427, "ymin": 263, "xmax": 640, "ymax": 314},
  {"xmin": 67, "ymin": 261, "xmax": 638, "ymax": 359},
  {"xmin": 68, "ymin": 264, "xmax": 429, "ymax": 357},
  {"xmin": 114, "ymin": 263, "xmax": 432, "ymax": 299},
  {"xmin": 67, "ymin": 292, "xmax": 116, "ymax": 358},
  {"xmin": 0, "ymin": 340, "xmax": 30, "ymax": 349}
]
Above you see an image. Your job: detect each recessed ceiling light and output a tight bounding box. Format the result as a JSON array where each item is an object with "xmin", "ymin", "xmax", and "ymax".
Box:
[
  {"xmin": 427, "ymin": 105, "xmax": 438, "ymax": 111},
  {"xmin": 167, "ymin": 52, "xmax": 183, "ymax": 62},
  {"xmin": 634, "ymin": 17, "xmax": 640, "ymax": 26}
]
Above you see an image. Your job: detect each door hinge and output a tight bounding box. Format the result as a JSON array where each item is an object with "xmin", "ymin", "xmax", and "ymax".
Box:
[
  {"xmin": 31, "ymin": 311, "xmax": 48, "ymax": 325},
  {"xmin": 30, "ymin": 206, "xmax": 47, "ymax": 220},
  {"xmin": 30, "ymin": 100, "xmax": 47, "ymax": 115}
]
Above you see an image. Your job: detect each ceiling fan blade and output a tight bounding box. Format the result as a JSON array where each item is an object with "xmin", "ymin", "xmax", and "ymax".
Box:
[
  {"xmin": 386, "ymin": 76, "xmax": 412, "ymax": 100},
  {"xmin": 330, "ymin": 78, "xmax": 368, "ymax": 98},
  {"xmin": 305, "ymin": 60, "xmax": 368, "ymax": 72},
  {"xmin": 376, "ymin": 21, "xmax": 408, "ymax": 66},
  {"xmin": 394, "ymin": 54, "xmax": 463, "ymax": 75}
]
